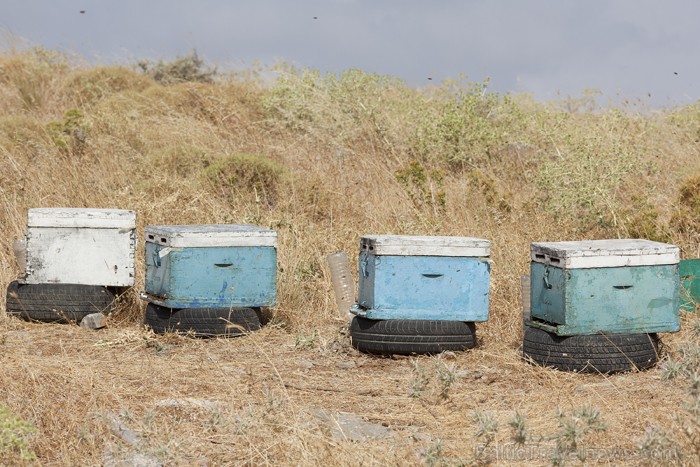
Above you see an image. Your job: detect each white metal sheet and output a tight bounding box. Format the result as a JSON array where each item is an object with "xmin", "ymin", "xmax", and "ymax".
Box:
[
  {"xmin": 145, "ymin": 224, "xmax": 277, "ymax": 248},
  {"xmin": 531, "ymin": 239, "xmax": 680, "ymax": 268},
  {"xmin": 28, "ymin": 208, "xmax": 136, "ymax": 229},
  {"xmin": 360, "ymin": 235, "xmax": 490, "ymax": 257}
]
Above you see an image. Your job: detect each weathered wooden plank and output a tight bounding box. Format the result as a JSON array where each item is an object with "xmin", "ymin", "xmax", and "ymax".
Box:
[
  {"xmin": 28, "ymin": 208, "xmax": 136, "ymax": 229},
  {"xmin": 144, "ymin": 224, "xmax": 276, "ymax": 248},
  {"xmin": 360, "ymin": 235, "xmax": 490, "ymax": 257},
  {"xmin": 531, "ymin": 239, "xmax": 679, "ymax": 269}
]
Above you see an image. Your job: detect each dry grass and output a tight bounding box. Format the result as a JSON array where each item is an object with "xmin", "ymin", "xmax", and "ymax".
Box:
[{"xmin": 1, "ymin": 46, "xmax": 700, "ymax": 465}]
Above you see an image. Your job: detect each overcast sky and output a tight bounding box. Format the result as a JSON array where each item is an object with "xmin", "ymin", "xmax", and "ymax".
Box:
[{"xmin": 2, "ymin": 0, "xmax": 699, "ymax": 108}]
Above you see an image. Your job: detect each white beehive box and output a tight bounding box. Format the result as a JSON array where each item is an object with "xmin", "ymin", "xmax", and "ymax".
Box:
[{"xmin": 22, "ymin": 208, "xmax": 136, "ymax": 287}]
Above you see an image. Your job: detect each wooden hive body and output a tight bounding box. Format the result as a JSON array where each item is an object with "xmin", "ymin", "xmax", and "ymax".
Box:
[
  {"xmin": 141, "ymin": 224, "xmax": 277, "ymax": 308},
  {"xmin": 529, "ymin": 239, "xmax": 680, "ymax": 335},
  {"xmin": 354, "ymin": 235, "xmax": 491, "ymax": 321},
  {"xmin": 23, "ymin": 208, "xmax": 136, "ymax": 287}
]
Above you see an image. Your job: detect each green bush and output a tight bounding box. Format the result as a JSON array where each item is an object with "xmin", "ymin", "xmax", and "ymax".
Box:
[
  {"xmin": 63, "ymin": 66, "xmax": 153, "ymax": 107},
  {"xmin": 0, "ymin": 404, "xmax": 36, "ymax": 462},
  {"xmin": 395, "ymin": 161, "xmax": 445, "ymax": 215},
  {"xmin": 261, "ymin": 67, "xmax": 412, "ymax": 151},
  {"xmin": 47, "ymin": 108, "xmax": 86, "ymax": 153},
  {"xmin": 148, "ymin": 143, "xmax": 214, "ymax": 178},
  {"xmin": 409, "ymin": 78, "xmax": 519, "ymax": 167},
  {"xmin": 137, "ymin": 51, "xmax": 216, "ymax": 85},
  {"xmin": 671, "ymin": 175, "xmax": 700, "ymax": 237},
  {"xmin": 204, "ymin": 153, "xmax": 284, "ymax": 203},
  {"xmin": 535, "ymin": 123, "xmax": 642, "ymax": 229}
]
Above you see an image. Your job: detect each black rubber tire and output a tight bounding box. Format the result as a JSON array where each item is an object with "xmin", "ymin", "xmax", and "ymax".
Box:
[
  {"xmin": 522, "ymin": 325, "xmax": 660, "ymax": 373},
  {"xmin": 349, "ymin": 317, "xmax": 476, "ymax": 355},
  {"xmin": 144, "ymin": 303, "xmax": 262, "ymax": 338},
  {"xmin": 5, "ymin": 281, "xmax": 116, "ymax": 323}
]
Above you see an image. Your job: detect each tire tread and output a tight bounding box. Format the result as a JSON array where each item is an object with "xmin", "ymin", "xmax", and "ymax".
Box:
[
  {"xmin": 350, "ymin": 317, "xmax": 476, "ymax": 355},
  {"xmin": 144, "ymin": 303, "xmax": 261, "ymax": 338},
  {"xmin": 6, "ymin": 281, "xmax": 116, "ymax": 322},
  {"xmin": 522, "ymin": 325, "xmax": 660, "ymax": 373}
]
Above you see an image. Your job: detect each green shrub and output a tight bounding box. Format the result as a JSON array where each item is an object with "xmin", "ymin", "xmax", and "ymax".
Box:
[
  {"xmin": 671, "ymin": 175, "xmax": 700, "ymax": 236},
  {"xmin": 395, "ymin": 161, "xmax": 445, "ymax": 215},
  {"xmin": 204, "ymin": 153, "xmax": 284, "ymax": 203},
  {"xmin": 47, "ymin": 108, "xmax": 86, "ymax": 153},
  {"xmin": 409, "ymin": 78, "xmax": 519, "ymax": 167},
  {"xmin": 149, "ymin": 143, "xmax": 214, "ymax": 178},
  {"xmin": 63, "ymin": 66, "xmax": 152, "ymax": 107},
  {"xmin": 137, "ymin": 51, "xmax": 216, "ymax": 85},
  {"xmin": 469, "ymin": 168, "xmax": 512, "ymax": 213},
  {"xmin": 0, "ymin": 404, "xmax": 36, "ymax": 462},
  {"xmin": 551, "ymin": 405, "xmax": 606, "ymax": 465},
  {"xmin": 261, "ymin": 67, "xmax": 412, "ymax": 151},
  {"xmin": 535, "ymin": 125, "xmax": 641, "ymax": 229},
  {"xmin": 619, "ymin": 196, "xmax": 671, "ymax": 242}
]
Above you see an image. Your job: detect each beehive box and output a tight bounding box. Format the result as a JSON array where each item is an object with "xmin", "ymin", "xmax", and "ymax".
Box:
[
  {"xmin": 141, "ymin": 224, "xmax": 277, "ymax": 308},
  {"xmin": 22, "ymin": 208, "xmax": 136, "ymax": 286},
  {"xmin": 680, "ymin": 259, "xmax": 700, "ymax": 313},
  {"xmin": 353, "ymin": 235, "xmax": 491, "ymax": 321},
  {"xmin": 529, "ymin": 239, "xmax": 680, "ymax": 335}
]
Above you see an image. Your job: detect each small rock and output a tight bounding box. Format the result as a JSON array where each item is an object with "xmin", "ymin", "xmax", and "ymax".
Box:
[
  {"xmin": 80, "ymin": 313, "xmax": 107, "ymax": 330},
  {"xmin": 297, "ymin": 359, "xmax": 315, "ymax": 369},
  {"xmin": 410, "ymin": 429, "xmax": 434, "ymax": 444},
  {"xmin": 107, "ymin": 414, "xmax": 139, "ymax": 446},
  {"xmin": 313, "ymin": 409, "xmax": 394, "ymax": 441},
  {"xmin": 156, "ymin": 398, "xmax": 222, "ymax": 411},
  {"xmin": 103, "ymin": 449, "xmax": 162, "ymax": 467},
  {"xmin": 483, "ymin": 375, "xmax": 497, "ymax": 385},
  {"xmin": 335, "ymin": 361, "xmax": 357, "ymax": 369}
]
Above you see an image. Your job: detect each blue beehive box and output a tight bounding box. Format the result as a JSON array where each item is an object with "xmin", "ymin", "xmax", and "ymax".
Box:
[
  {"xmin": 529, "ymin": 239, "xmax": 680, "ymax": 335},
  {"xmin": 141, "ymin": 224, "xmax": 277, "ymax": 309},
  {"xmin": 352, "ymin": 235, "xmax": 491, "ymax": 321}
]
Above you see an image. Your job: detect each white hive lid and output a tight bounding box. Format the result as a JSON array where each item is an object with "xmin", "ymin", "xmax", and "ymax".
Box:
[
  {"xmin": 28, "ymin": 208, "xmax": 136, "ymax": 229},
  {"xmin": 360, "ymin": 235, "xmax": 490, "ymax": 257},
  {"xmin": 531, "ymin": 239, "xmax": 679, "ymax": 268},
  {"xmin": 145, "ymin": 224, "xmax": 277, "ymax": 248}
]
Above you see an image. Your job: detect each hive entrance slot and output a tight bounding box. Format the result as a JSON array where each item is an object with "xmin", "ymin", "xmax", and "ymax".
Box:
[{"xmin": 530, "ymin": 316, "xmax": 559, "ymax": 327}]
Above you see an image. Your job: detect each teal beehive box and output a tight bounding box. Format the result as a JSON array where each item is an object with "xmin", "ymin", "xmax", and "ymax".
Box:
[
  {"xmin": 680, "ymin": 259, "xmax": 700, "ymax": 313},
  {"xmin": 352, "ymin": 235, "xmax": 491, "ymax": 321},
  {"xmin": 529, "ymin": 239, "xmax": 680, "ymax": 335},
  {"xmin": 141, "ymin": 224, "xmax": 277, "ymax": 309}
]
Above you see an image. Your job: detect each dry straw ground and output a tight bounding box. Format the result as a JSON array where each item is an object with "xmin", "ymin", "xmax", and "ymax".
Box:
[{"xmin": 1, "ymin": 48, "xmax": 699, "ymax": 465}]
